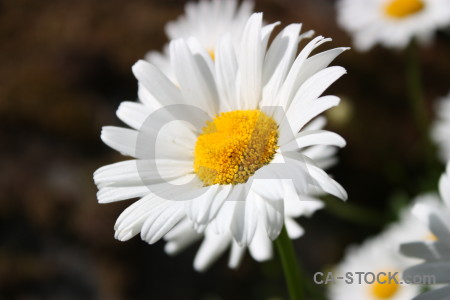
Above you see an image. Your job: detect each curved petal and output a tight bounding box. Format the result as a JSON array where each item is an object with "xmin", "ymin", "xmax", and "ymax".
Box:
[
  {"xmin": 170, "ymin": 39, "xmax": 218, "ymax": 116},
  {"xmin": 116, "ymin": 101, "xmax": 152, "ymax": 130},
  {"xmin": 248, "ymin": 221, "xmax": 273, "ymax": 261},
  {"xmin": 193, "ymin": 231, "xmax": 232, "ymax": 272},
  {"xmin": 140, "ymin": 200, "xmax": 185, "ymax": 244},
  {"xmin": 101, "ymin": 126, "xmax": 137, "ymax": 158},
  {"xmin": 132, "ymin": 60, "xmax": 184, "ymax": 108},
  {"xmin": 238, "ymin": 13, "xmax": 263, "ymax": 110},
  {"xmin": 282, "ymin": 129, "xmax": 346, "ymax": 151},
  {"xmin": 215, "ymin": 34, "xmax": 238, "ymax": 112}
]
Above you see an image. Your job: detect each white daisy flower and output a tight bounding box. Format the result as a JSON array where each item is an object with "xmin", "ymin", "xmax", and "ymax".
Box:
[
  {"xmin": 145, "ymin": 1, "xmax": 337, "ymax": 270},
  {"xmin": 431, "ymin": 90, "xmax": 450, "ymax": 163},
  {"xmin": 146, "ymin": 0, "xmax": 254, "ymax": 82},
  {"xmin": 94, "ymin": 13, "xmax": 348, "ymax": 263},
  {"xmin": 328, "ymin": 200, "xmax": 434, "ymax": 300},
  {"xmin": 336, "ymin": 0, "xmax": 450, "ymax": 51},
  {"xmin": 400, "ymin": 161, "xmax": 450, "ymax": 299}
]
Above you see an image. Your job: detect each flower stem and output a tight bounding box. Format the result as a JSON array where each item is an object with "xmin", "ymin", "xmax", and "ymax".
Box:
[
  {"xmin": 275, "ymin": 226, "xmax": 304, "ymax": 300},
  {"xmin": 406, "ymin": 39, "xmax": 428, "ymax": 140},
  {"xmin": 406, "ymin": 40, "xmax": 439, "ymax": 187}
]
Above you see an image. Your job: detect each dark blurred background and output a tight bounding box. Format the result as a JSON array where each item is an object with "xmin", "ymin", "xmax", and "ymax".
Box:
[{"xmin": 1, "ymin": 0, "xmax": 450, "ymax": 299}]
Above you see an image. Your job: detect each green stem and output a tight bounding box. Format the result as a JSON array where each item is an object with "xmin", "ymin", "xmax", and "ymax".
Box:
[
  {"xmin": 275, "ymin": 226, "xmax": 304, "ymax": 300},
  {"xmin": 406, "ymin": 40, "xmax": 428, "ymax": 138},
  {"xmin": 406, "ymin": 40, "xmax": 439, "ymax": 188}
]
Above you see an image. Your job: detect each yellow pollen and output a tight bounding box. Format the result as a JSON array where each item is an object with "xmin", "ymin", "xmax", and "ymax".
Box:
[
  {"xmin": 194, "ymin": 109, "xmax": 278, "ymax": 186},
  {"xmin": 426, "ymin": 233, "xmax": 438, "ymax": 241},
  {"xmin": 371, "ymin": 273, "xmax": 400, "ymax": 299},
  {"xmin": 208, "ymin": 48, "xmax": 215, "ymax": 61},
  {"xmin": 384, "ymin": 0, "xmax": 425, "ymax": 18}
]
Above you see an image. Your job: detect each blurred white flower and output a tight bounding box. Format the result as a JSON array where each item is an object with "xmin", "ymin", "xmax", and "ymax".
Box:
[
  {"xmin": 400, "ymin": 161, "xmax": 450, "ymax": 299},
  {"xmin": 431, "ymin": 91, "xmax": 450, "ymax": 163},
  {"xmin": 336, "ymin": 0, "xmax": 450, "ymax": 51},
  {"xmin": 94, "ymin": 13, "xmax": 348, "ymax": 270},
  {"xmin": 146, "ymin": 0, "xmax": 254, "ymax": 82},
  {"xmin": 328, "ymin": 197, "xmax": 438, "ymax": 300}
]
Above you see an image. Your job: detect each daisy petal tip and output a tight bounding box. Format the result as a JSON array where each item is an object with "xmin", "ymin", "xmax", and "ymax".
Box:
[
  {"xmin": 164, "ymin": 243, "xmax": 178, "ymax": 256},
  {"xmin": 131, "ymin": 59, "xmax": 150, "ymax": 76},
  {"xmin": 340, "ymin": 190, "xmax": 349, "ymax": 201},
  {"xmin": 115, "ymin": 230, "xmax": 134, "ymax": 242}
]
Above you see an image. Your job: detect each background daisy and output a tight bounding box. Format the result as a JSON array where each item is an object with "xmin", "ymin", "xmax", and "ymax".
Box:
[
  {"xmin": 146, "ymin": 0, "xmax": 254, "ymax": 82},
  {"xmin": 328, "ymin": 200, "xmax": 433, "ymax": 300},
  {"xmin": 400, "ymin": 161, "xmax": 450, "ymax": 299},
  {"xmin": 336, "ymin": 0, "xmax": 450, "ymax": 51}
]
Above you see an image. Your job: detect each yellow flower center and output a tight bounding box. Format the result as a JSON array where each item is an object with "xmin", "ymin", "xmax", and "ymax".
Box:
[
  {"xmin": 208, "ymin": 48, "xmax": 215, "ymax": 61},
  {"xmin": 194, "ymin": 110, "xmax": 278, "ymax": 186},
  {"xmin": 371, "ymin": 273, "xmax": 400, "ymax": 299},
  {"xmin": 426, "ymin": 233, "xmax": 438, "ymax": 241},
  {"xmin": 384, "ymin": 0, "xmax": 425, "ymax": 18}
]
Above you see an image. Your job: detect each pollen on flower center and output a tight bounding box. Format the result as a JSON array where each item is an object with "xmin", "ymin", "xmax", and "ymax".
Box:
[
  {"xmin": 371, "ymin": 273, "xmax": 400, "ymax": 299},
  {"xmin": 384, "ymin": 0, "xmax": 425, "ymax": 18},
  {"xmin": 207, "ymin": 48, "xmax": 215, "ymax": 61},
  {"xmin": 194, "ymin": 109, "xmax": 278, "ymax": 186}
]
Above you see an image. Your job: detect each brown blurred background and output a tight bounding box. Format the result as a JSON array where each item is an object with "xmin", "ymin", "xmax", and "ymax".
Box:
[{"xmin": 1, "ymin": 0, "xmax": 450, "ymax": 299}]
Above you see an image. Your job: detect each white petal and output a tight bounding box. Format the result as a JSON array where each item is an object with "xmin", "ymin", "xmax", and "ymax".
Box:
[
  {"xmin": 193, "ymin": 232, "xmax": 232, "ymax": 272},
  {"xmin": 228, "ymin": 240, "xmax": 246, "ymax": 269},
  {"xmin": 262, "ymin": 24, "xmax": 301, "ymax": 105},
  {"xmin": 101, "ymin": 126, "xmax": 137, "ymax": 158},
  {"xmin": 145, "ymin": 48, "xmax": 175, "ymax": 83},
  {"xmin": 248, "ymin": 222, "xmax": 273, "ymax": 261},
  {"xmin": 170, "ymin": 39, "xmax": 218, "ymax": 116},
  {"xmin": 404, "ymin": 261, "xmax": 450, "ymax": 283},
  {"xmin": 305, "ymin": 159, "xmax": 347, "ymax": 200},
  {"xmin": 282, "ymin": 129, "xmax": 346, "ymax": 151},
  {"xmin": 295, "ymin": 47, "xmax": 349, "ymax": 89},
  {"xmin": 285, "ymin": 217, "xmax": 305, "ymax": 239},
  {"xmin": 400, "ymin": 241, "xmax": 450, "ymax": 261},
  {"xmin": 231, "ymin": 190, "xmax": 259, "ymax": 246},
  {"xmin": 140, "ymin": 201, "xmax": 185, "ymax": 244},
  {"xmin": 302, "ymin": 116, "xmax": 327, "ymax": 131},
  {"xmin": 215, "ymin": 34, "xmax": 238, "ymax": 112},
  {"xmin": 164, "ymin": 229, "xmax": 202, "ymax": 256},
  {"xmin": 238, "ymin": 13, "xmax": 263, "ymax": 110},
  {"xmin": 212, "ymin": 200, "xmax": 237, "ymax": 235},
  {"xmin": 186, "ymin": 37, "xmax": 214, "ymax": 75},
  {"xmin": 284, "ymin": 153, "xmax": 347, "ymax": 200},
  {"xmin": 412, "ymin": 286, "xmax": 450, "ymax": 300},
  {"xmin": 277, "ymin": 36, "xmax": 332, "ymax": 109},
  {"xmin": 186, "ymin": 184, "xmax": 232, "ymax": 226},
  {"xmin": 114, "ymin": 195, "xmax": 164, "ymax": 240},
  {"xmin": 429, "ymin": 214, "xmax": 450, "ymax": 248},
  {"xmin": 284, "ymin": 65, "xmax": 346, "ymax": 130},
  {"xmin": 261, "ymin": 22, "xmax": 280, "ymax": 51},
  {"xmin": 132, "ymin": 60, "xmax": 184, "ymax": 108},
  {"xmin": 97, "ymin": 185, "xmax": 149, "ymax": 204},
  {"xmin": 284, "ymin": 181, "xmax": 324, "ymax": 217},
  {"xmin": 116, "ymin": 101, "xmax": 151, "ymax": 130},
  {"xmin": 252, "ymin": 188, "xmax": 284, "ymax": 241},
  {"xmin": 280, "ymin": 95, "xmax": 341, "ymax": 145},
  {"xmin": 94, "ymin": 160, "xmax": 140, "ymax": 188},
  {"xmin": 94, "ymin": 159, "xmax": 193, "ymax": 188}
]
